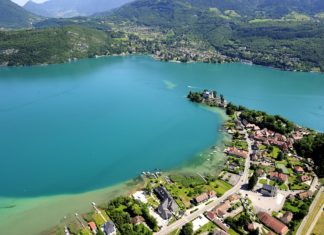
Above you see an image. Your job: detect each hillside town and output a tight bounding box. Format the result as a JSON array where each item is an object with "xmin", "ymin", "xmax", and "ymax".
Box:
[{"xmin": 60, "ymin": 90, "xmax": 322, "ymax": 235}]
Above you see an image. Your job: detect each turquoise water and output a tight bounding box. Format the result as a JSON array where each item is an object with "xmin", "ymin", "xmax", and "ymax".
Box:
[{"xmin": 0, "ymin": 55, "xmax": 324, "ymax": 234}]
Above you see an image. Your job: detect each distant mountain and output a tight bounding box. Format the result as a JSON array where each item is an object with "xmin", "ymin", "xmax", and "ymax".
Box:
[
  {"xmin": 24, "ymin": 0, "xmax": 134, "ymax": 18},
  {"xmin": 0, "ymin": 0, "xmax": 39, "ymax": 28}
]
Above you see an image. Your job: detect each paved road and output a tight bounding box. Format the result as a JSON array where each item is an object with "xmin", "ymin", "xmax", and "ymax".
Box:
[
  {"xmin": 296, "ymin": 187, "xmax": 323, "ymax": 235},
  {"xmin": 155, "ymin": 131, "xmax": 251, "ymax": 235}
]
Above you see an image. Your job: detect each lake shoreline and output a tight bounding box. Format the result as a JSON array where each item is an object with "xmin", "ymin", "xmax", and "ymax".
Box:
[
  {"xmin": 0, "ymin": 107, "xmax": 229, "ymax": 235},
  {"xmin": 1, "ymin": 53, "xmax": 323, "ymax": 75}
]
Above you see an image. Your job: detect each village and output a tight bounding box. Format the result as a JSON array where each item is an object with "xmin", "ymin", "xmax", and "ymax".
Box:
[{"xmin": 61, "ymin": 90, "xmax": 322, "ymax": 235}]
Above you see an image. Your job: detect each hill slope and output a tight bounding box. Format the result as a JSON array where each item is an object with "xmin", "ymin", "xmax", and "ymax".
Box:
[
  {"xmin": 108, "ymin": 0, "xmax": 324, "ymax": 71},
  {"xmin": 24, "ymin": 0, "xmax": 133, "ymax": 18},
  {"xmin": 0, "ymin": 0, "xmax": 39, "ymax": 28}
]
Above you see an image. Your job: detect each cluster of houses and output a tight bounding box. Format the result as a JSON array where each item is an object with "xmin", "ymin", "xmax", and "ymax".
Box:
[
  {"xmin": 250, "ymin": 128, "xmax": 294, "ymax": 152},
  {"xmin": 81, "ymin": 221, "xmax": 116, "ymax": 235},
  {"xmin": 205, "ymin": 194, "xmax": 242, "ymax": 233}
]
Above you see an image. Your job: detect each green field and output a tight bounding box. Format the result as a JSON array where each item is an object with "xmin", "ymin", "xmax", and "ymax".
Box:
[{"xmin": 276, "ymin": 163, "xmax": 289, "ymax": 174}]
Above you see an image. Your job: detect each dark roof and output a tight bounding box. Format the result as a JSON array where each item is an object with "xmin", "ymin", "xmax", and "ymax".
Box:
[
  {"xmin": 263, "ymin": 184, "xmax": 277, "ymax": 192},
  {"xmin": 154, "ymin": 186, "xmax": 172, "ymax": 201},
  {"xmin": 103, "ymin": 221, "xmax": 115, "ymax": 235}
]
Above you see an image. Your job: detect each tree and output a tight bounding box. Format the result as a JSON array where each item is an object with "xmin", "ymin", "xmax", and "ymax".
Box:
[
  {"xmin": 248, "ymin": 172, "xmax": 258, "ymax": 190},
  {"xmin": 130, "ymin": 203, "xmax": 143, "ymax": 216},
  {"xmin": 180, "ymin": 222, "xmax": 193, "ymax": 235},
  {"xmin": 220, "ymin": 94, "xmax": 224, "ymax": 104},
  {"xmin": 277, "ymin": 151, "xmax": 284, "ymax": 161}
]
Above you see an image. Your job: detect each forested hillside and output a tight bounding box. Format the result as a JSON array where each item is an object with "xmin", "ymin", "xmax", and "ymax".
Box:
[
  {"xmin": 108, "ymin": 0, "xmax": 324, "ymax": 71},
  {"xmin": 0, "ymin": 26, "xmax": 113, "ymax": 66}
]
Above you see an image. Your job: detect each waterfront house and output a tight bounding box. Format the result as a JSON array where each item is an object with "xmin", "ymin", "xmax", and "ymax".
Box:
[
  {"xmin": 88, "ymin": 222, "xmax": 97, "ymax": 233},
  {"xmin": 280, "ymin": 211, "xmax": 293, "ymax": 224},
  {"xmin": 154, "ymin": 186, "xmax": 179, "ymax": 220},
  {"xmin": 258, "ymin": 212, "xmax": 289, "ymax": 235},
  {"xmin": 225, "ymin": 147, "xmax": 249, "ymax": 159},
  {"xmin": 261, "ymin": 184, "xmax": 278, "ymax": 197},
  {"xmin": 103, "ymin": 221, "xmax": 116, "ymax": 235}
]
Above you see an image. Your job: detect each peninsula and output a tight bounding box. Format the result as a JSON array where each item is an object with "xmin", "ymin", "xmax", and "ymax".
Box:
[{"xmin": 52, "ymin": 90, "xmax": 323, "ymax": 235}]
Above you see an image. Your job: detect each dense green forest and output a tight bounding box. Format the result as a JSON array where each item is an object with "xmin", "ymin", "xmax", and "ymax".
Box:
[
  {"xmin": 294, "ymin": 133, "xmax": 324, "ymax": 177},
  {"xmin": 0, "ymin": 26, "xmax": 139, "ymax": 66}
]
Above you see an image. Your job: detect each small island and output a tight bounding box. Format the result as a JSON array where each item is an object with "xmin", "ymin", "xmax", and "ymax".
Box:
[{"xmin": 53, "ymin": 90, "xmax": 323, "ymax": 235}]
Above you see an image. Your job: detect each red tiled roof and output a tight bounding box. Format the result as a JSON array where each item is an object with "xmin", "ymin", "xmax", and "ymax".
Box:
[
  {"xmin": 258, "ymin": 212, "xmax": 289, "ymax": 235},
  {"xmin": 88, "ymin": 222, "xmax": 97, "ymax": 231},
  {"xmin": 195, "ymin": 193, "xmax": 209, "ymax": 203},
  {"xmin": 294, "ymin": 166, "xmax": 304, "ymax": 172}
]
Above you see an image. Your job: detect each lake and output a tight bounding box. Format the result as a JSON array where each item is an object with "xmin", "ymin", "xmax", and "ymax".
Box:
[{"xmin": 0, "ymin": 55, "xmax": 323, "ymax": 234}]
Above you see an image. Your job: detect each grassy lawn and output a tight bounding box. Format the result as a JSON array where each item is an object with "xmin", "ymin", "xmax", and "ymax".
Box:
[
  {"xmin": 166, "ymin": 173, "xmax": 232, "ymax": 209},
  {"xmin": 147, "ymin": 194, "xmax": 160, "ymax": 209},
  {"xmin": 276, "ymin": 163, "xmax": 289, "ymax": 174},
  {"xmin": 168, "ymin": 228, "xmax": 180, "ymax": 235},
  {"xmin": 194, "ymin": 221, "xmax": 216, "ymax": 234},
  {"xmin": 319, "ymin": 178, "xmax": 324, "ymax": 185},
  {"xmin": 301, "ymin": 192, "xmax": 324, "ymax": 235},
  {"xmin": 283, "ymin": 199, "xmax": 307, "ymax": 213},
  {"xmin": 258, "ymin": 144, "xmax": 267, "ymax": 150},
  {"xmin": 269, "ymin": 180, "xmax": 276, "ymax": 186},
  {"xmin": 279, "ymin": 184, "xmax": 288, "ymax": 190},
  {"xmin": 312, "ymin": 212, "xmax": 324, "ymax": 235},
  {"xmin": 290, "ymin": 182, "xmax": 309, "ymax": 190},
  {"xmin": 80, "ymin": 228, "xmax": 92, "ymax": 235},
  {"xmin": 228, "ymin": 228, "xmax": 241, "ymax": 235},
  {"xmin": 92, "ymin": 209, "xmax": 109, "ymax": 226},
  {"xmin": 259, "ymin": 179, "xmax": 268, "ymax": 185},
  {"xmin": 207, "ymin": 179, "xmax": 233, "ymax": 196},
  {"xmin": 268, "ymin": 146, "xmax": 280, "ymax": 159},
  {"xmin": 232, "ymin": 139, "xmax": 248, "ymax": 151}
]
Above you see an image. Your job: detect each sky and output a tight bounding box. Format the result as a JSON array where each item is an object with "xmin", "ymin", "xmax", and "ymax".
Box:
[{"xmin": 11, "ymin": 0, "xmax": 47, "ymax": 6}]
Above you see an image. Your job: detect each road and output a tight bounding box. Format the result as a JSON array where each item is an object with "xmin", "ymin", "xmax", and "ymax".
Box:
[
  {"xmin": 155, "ymin": 131, "xmax": 251, "ymax": 235},
  {"xmin": 296, "ymin": 187, "xmax": 323, "ymax": 235}
]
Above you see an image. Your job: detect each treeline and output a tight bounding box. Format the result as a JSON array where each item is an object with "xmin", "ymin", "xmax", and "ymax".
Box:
[
  {"xmin": 106, "ymin": 196, "xmax": 158, "ymax": 234},
  {"xmin": 294, "ymin": 133, "xmax": 324, "ymax": 177},
  {"xmin": 226, "ymin": 103, "xmax": 295, "ymax": 135}
]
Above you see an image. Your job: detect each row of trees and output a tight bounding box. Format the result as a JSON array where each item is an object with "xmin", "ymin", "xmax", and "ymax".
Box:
[{"xmin": 106, "ymin": 196, "xmax": 158, "ymax": 234}]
